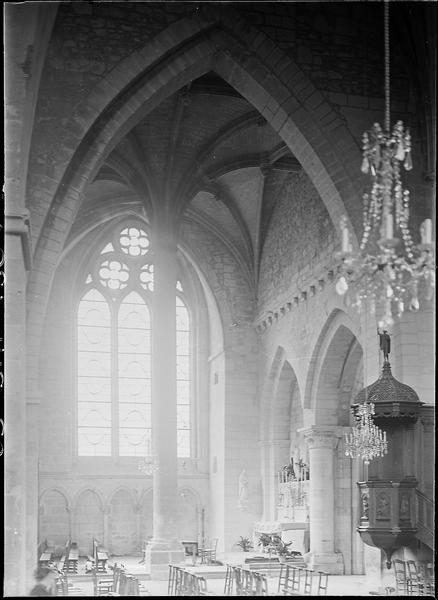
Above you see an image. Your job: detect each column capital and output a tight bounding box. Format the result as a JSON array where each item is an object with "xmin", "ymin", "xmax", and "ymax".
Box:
[
  {"xmin": 420, "ymin": 404, "xmax": 435, "ymax": 432},
  {"xmin": 299, "ymin": 426, "xmax": 344, "ymax": 449},
  {"xmin": 5, "ymin": 210, "xmax": 32, "ymax": 270}
]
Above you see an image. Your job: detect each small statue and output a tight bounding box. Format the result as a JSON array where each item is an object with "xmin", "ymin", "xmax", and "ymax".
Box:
[
  {"xmin": 238, "ymin": 470, "xmax": 249, "ymax": 511},
  {"xmin": 361, "ymin": 493, "xmax": 369, "ymax": 519},
  {"xmin": 378, "ymin": 329, "xmax": 391, "ymax": 362}
]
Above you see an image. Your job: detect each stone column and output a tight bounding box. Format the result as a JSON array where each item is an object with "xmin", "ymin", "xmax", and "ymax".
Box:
[
  {"xmin": 420, "ymin": 406, "xmax": 434, "ymax": 498},
  {"xmin": 26, "ymin": 391, "xmax": 42, "ymax": 585},
  {"xmin": 145, "ymin": 234, "xmax": 184, "ymax": 578},
  {"xmin": 4, "ymin": 211, "xmax": 32, "ymax": 595},
  {"xmin": 103, "ymin": 505, "xmax": 111, "ymax": 551},
  {"xmin": 259, "ymin": 440, "xmax": 271, "ymax": 521},
  {"xmin": 302, "ymin": 426, "xmax": 344, "ymax": 574}
]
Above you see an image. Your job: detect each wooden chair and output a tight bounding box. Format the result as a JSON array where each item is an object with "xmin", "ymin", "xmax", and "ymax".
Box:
[
  {"xmin": 303, "ymin": 568, "xmax": 314, "ymax": 595},
  {"xmin": 392, "ymin": 559, "xmax": 408, "ymax": 595},
  {"xmin": 199, "ymin": 537, "xmax": 218, "ymax": 564},
  {"xmin": 233, "ymin": 565, "xmax": 244, "ymax": 596},
  {"xmin": 283, "ymin": 565, "xmax": 301, "ymax": 595},
  {"xmin": 168, "ymin": 564, "xmax": 178, "ymax": 596},
  {"xmin": 240, "ymin": 569, "xmax": 254, "ymax": 596},
  {"xmin": 92, "ymin": 564, "xmax": 122, "ymax": 596},
  {"xmin": 316, "ymin": 571, "xmax": 328, "ymax": 596},
  {"xmin": 253, "ymin": 571, "xmax": 268, "ymax": 596},
  {"xmin": 406, "ymin": 560, "xmax": 435, "ymax": 596},
  {"xmin": 224, "ymin": 564, "xmax": 234, "ymax": 595},
  {"xmin": 278, "ymin": 563, "xmax": 290, "ymax": 593}
]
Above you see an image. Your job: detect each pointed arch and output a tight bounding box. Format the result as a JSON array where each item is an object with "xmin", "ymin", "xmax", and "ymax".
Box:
[
  {"xmin": 27, "ymin": 11, "xmax": 363, "ymax": 384},
  {"xmin": 304, "ymin": 309, "xmax": 363, "ymax": 425},
  {"xmin": 73, "ymin": 488, "xmax": 104, "ymax": 555},
  {"xmin": 38, "ymin": 488, "xmax": 70, "ymax": 547},
  {"xmin": 108, "ymin": 487, "xmax": 137, "ymax": 555}
]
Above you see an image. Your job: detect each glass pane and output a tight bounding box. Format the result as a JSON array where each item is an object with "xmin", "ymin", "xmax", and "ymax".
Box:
[
  {"xmin": 101, "ymin": 242, "xmax": 114, "ymax": 254},
  {"xmin": 99, "ymin": 259, "xmax": 129, "ymax": 290},
  {"xmin": 78, "ymin": 427, "xmax": 111, "ymax": 456},
  {"xmin": 118, "ymin": 378, "xmax": 151, "ymax": 403},
  {"xmin": 78, "ymin": 352, "xmax": 111, "ymax": 377},
  {"xmin": 78, "ymin": 402, "xmax": 111, "ymax": 427},
  {"xmin": 78, "ymin": 378, "xmax": 111, "ymax": 403},
  {"xmin": 119, "ymin": 428, "xmax": 151, "ymax": 456},
  {"xmin": 176, "ymin": 331, "xmax": 189, "ymax": 355},
  {"xmin": 139, "ymin": 265, "xmax": 154, "ymax": 292},
  {"xmin": 78, "ymin": 325, "xmax": 111, "ymax": 351},
  {"xmin": 118, "ymin": 294, "xmax": 150, "ymax": 328},
  {"xmin": 177, "ymin": 429, "xmax": 190, "ymax": 458},
  {"xmin": 176, "ymin": 281, "xmax": 183, "ymax": 292},
  {"xmin": 176, "ymin": 305, "xmax": 189, "ymax": 331},
  {"xmin": 177, "ymin": 380, "xmax": 190, "ymax": 403},
  {"xmin": 119, "ymin": 404, "xmax": 151, "ymax": 428},
  {"xmin": 118, "ymin": 354, "xmax": 150, "ymax": 379},
  {"xmin": 78, "ymin": 290, "xmax": 110, "ymax": 326},
  {"xmin": 176, "ymin": 356, "xmax": 189, "ymax": 380},
  {"xmin": 177, "ymin": 405, "xmax": 190, "ymax": 429},
  {"xmin": 120, "ymin": 227, "xmax": 149, "ymax": 257},
  {"xmin": 118, "ymin": 329, "xmax": 151, "ymax": 354}
]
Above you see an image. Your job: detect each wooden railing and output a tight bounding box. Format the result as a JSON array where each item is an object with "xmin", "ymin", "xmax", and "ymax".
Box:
[{"xmin": 415, "ymin": 489, "xmax": 434, "ymax": 549}]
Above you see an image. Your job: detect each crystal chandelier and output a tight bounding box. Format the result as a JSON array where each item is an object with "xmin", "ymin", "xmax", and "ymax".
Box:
[
  {"xmin": 344, "ymin": 402, "xmax": 388, "ymax": 466},
  {"xmin": 335, "ymin": 0, "xmax": 435, "ymax": 331}
]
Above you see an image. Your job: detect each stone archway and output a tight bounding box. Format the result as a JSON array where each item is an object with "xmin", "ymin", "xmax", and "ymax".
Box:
[
  {"xmin": 26, "ymin": 12, "xmax": 363, "ymax": 387},
  {"xmin": 260, "ymin": 348, "xmax": 301, "ymax": 521},
  {"xmin": 38, "ymin": 488, "xmax": 70, "ymax": 550},
  {"xmin": 73, "ymin": 489, "xmax": 104, "ymax": 556},
  {"xmin": 302, "ymin": 310, "xmax": 364, "ymax": 575},
  {"xmin": 108, "ymin": 488, "xmax": 137, "ymax": 556}
]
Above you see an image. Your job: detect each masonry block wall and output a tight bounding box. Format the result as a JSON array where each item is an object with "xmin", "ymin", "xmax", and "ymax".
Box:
[{"xmin": 4, "ymin": 1, "xmax": 434, "ymax": 590}]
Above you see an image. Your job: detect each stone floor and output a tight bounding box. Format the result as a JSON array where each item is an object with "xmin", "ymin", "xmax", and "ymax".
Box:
[{"xmin": 64, "ymin": 553, "xmax": 394, "ymax": 596}]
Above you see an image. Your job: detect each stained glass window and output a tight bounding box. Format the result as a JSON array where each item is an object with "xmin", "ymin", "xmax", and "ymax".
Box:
[
  {"xmin": 118, "ymin": 292, "xmax": 151, "ymax": 456},
  {"xmin": 77, "ymin": 289, "xmax": 111, "ymax": 456},
  {"xmin": 176, "ymin": 295, "xmax": 191, "ymax": 457},
  {"xmin": 77, "ymin": 224, "xmax": 192, "ymax": 458}
]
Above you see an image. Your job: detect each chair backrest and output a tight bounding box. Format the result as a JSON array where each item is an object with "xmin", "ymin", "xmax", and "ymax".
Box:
[
  {"xmin": 303, "ymin": 568, "xmax": 314, "ymax": 595},
  {"xmin": 168, "ymin": 564, "xmax": 177, "ymax": 595},
  {"xmin": 233, "ymin": 565, "xmax": 243, "ymax": 595},
  {"xmin": 242, "ymin": 569, "xmax": 255, "ymax": 595},
  {"xmin": 316, "ymin": 571, "xmax": 328, "ymax": 596},
  {"xmin": 253, "ymin": 571, "xmax": 268, "ymax": 596},
  {"xmin": 224, "ymin": 564, "xmax": 233, "ymax": 595},
  {"xmin": 278, "ymin": 563, "xmax": 289, "ymax": 592},
  {"xmin": 392, "ymin": 560, "xmax": 407, "ymax": 594},
  {"xmin": 406, "ymin": 560, "xmax": 419, "ymax": 581}
]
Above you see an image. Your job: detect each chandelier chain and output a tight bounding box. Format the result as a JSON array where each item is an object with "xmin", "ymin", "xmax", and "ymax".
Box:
[{"xmin": 384, "ymin": 0, "xmax": 390, "ymax": 133}]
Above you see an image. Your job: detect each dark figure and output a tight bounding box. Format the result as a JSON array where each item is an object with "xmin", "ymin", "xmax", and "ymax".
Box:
[
  {"xmin": 29, "ymin": 566, "xmax": 57, "ymax": 596},
  {"xmin": 379, "ymin": 329, "xmax": 391, "ymax": 361}
]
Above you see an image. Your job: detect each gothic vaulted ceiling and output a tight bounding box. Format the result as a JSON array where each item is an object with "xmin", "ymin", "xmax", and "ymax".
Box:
[{"xmin": 72, "ymin": 72, "xmax": 302, "ymax": 282}]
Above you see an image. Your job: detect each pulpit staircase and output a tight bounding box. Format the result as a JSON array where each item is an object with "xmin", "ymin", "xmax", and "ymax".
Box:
[{"xmin": 415, "ymin": 489, "xmax": 434, "ymax": 550}]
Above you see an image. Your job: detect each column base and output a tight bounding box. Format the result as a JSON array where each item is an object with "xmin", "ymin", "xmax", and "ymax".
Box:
[
  {"xmin": 304, "ymin": 551, "xmax": 344, "ymax": 575},
  {"xmin": 145, "ymin": 540, "xmax": 185, "ymax": 580}
]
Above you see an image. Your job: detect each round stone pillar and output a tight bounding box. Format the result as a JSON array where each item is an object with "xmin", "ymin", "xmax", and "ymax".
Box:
[
  {"xmin": 302, "ymin": 427, "xmax": 344, "ymax": 574},
  {"xmin": 145, "ymin": 234, "xmax": 184, "ymax": 578},
  {"xmin": 4, "ymin": 212, "xmax": 32, "ymax": 595}
]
